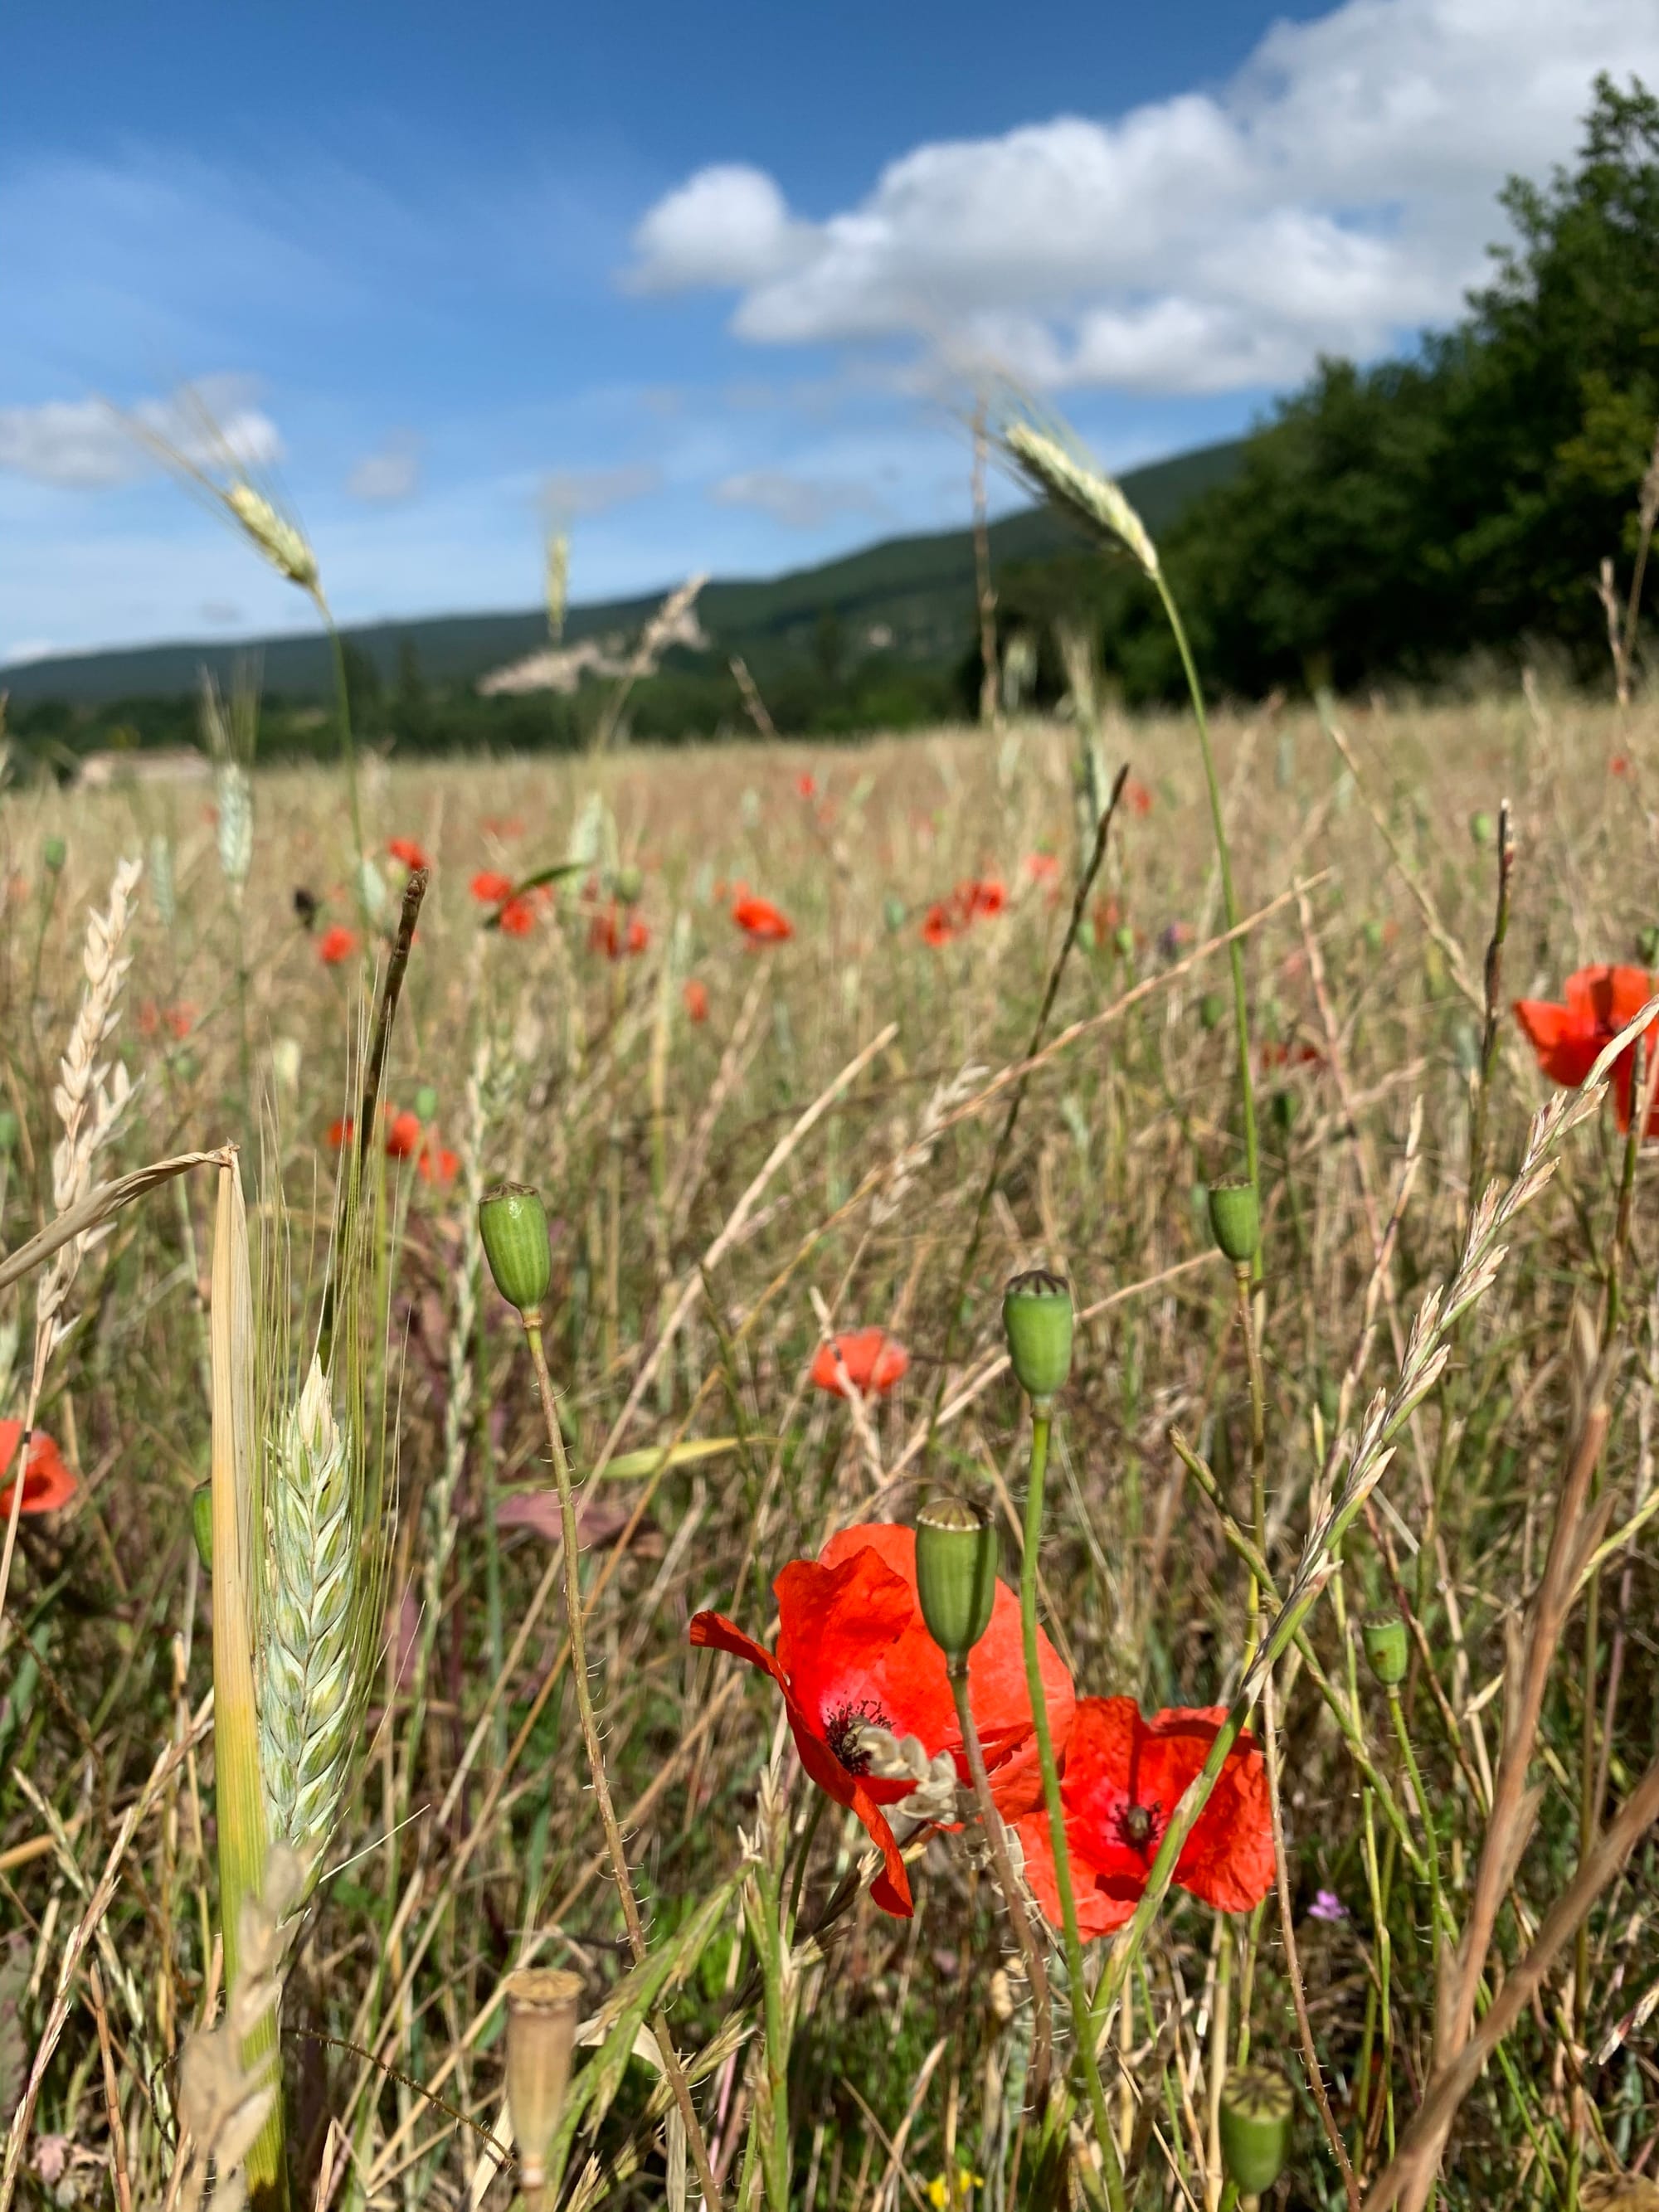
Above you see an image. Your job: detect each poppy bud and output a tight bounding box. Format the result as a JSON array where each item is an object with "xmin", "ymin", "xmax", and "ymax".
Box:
[
  {"xmin": 504, "ymin": 1966, "xmax": 582, "ymax": 2204},
  {"xmin": 1112, "ymin": 924, "xmax": 1135, "ymax": 959},
  {"xmin": 1469, "ymin": 809, "xmax": 1494, "ymax": 848},
  {"xmin": 1637, "ymin": 926, "xmax": 1659, "ymax": 968},
  {"xmin": 1219, "ymin": 2065, "xmax": 1293, "ymax": 2197},
  {"xmin": 479, "ymin": 1183, "xmax": 552, "ymax": 1317},
  {"xmin": 1208, "ymin": 1178, "xmax": 1260, "ymax": 1266},
  {"xmin": 42, "ymin": 835, "xmax": 66, "ymax": 874},
  {"xmin": 1002, "ymin": 1270, "xmax": 1073, "ymax": 1403},
  {"xmin": 0, "ymin": 1109, "xmax": 17, "ymax": 1155},
  {"xmin": 414, "ymin": 1083, "xmax": 440, "ymax": 1124},
  {"xmin": 192, "ymin": 1480, "xmax": 213, "ymax": 1573},
  {"xmin": 614, "ymin": 864, "xmax": 644, "ymax": 906},
  {"xmin": 1199, "ymin": 991, "xmax": 1225, "ymax": 1031},
  {"xmin": 1363, "ymin": 1611, "xmax": 1409, "ymax": 1688},
  {"xmin": 1362, "ymin": 919, "xmax": 1384, "ymax": 955},
  {"xmin": 884, "ymin": 893, "xmax": 907, "ymax": 934},
  {"xmin": 915, "ymin": 1494, "xmax": 999, "ymax": 1668}
]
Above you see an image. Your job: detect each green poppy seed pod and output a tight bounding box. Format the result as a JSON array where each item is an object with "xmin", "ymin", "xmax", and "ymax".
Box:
[
  {"xmin": 0, "ymin": 1109, "xmax": 18, "ymax": 1155},
  {"xmin": 1220, "ymin": 2066, "xmax": 1293, "ymax": 2196},
  {"xmin": 414, "ymin": 1082, "xmax": 440, "ymax": 1124},
  {"xmin": 1112, "ymin": 923, "xmax": 1136, "ymax": 958},
  {"xmin": 192, "ymin": 1480, "xmax": 213, "ymax": 1573},
  {"xmin": 42, "ymin": 835, "xmax": 66, "ymax": 874},
  {"xmin": 1362, "ymin": 918, "xmax": 1385, "ymax": 955},
  {"xmin": 1469, "ymin": 809, "xmax": 1494, "ymax": 848},
  {"xmin": 479, "ymin": 1183, "xmax": 552, "ymax": 1317},
  {"xmin": 504, "ymin": 1966, "xmax": 582, "ymax": 2203},
  {"xmin": 1199, "ymin": 991, "xmax": 1225, "ymax": 1031},
  {"xmin": 1208, "ymin": 1178, "xmax": 1260, "ymax": 1266},
  {"xmin": 1637, "ymin": 925, "xmax": 1659, "ymax": 968},
  {"xmin": 1363, "ymin": 1611, "xmax": 1409, "ymax": 1688},
  {"xmin": 884, "ymin": 892, "xmax": 907, "ymax": 934},
  {"xmin": 1002, "ymin": 1269, "xmax": 1073, "ymax": 1403},
  {"xmin": 614, "ymin": 863, "xmax": 644, "ymax": 906},
  {"xmin": 915, "ymin": 1494, "xmax": 999, "ymax": 1667}
]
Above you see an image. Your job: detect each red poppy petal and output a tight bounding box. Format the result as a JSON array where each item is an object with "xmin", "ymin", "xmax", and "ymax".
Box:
[
  {"xmin": 1514, "ymin": 999, "xmax": 1603, "ymax": 1090},
  {"xmin": 1014, "ymin": 1808, "xmax": 1140, "ymax": 1937},
  {"xmin": 689, "ymin": 1610, "xmax": 791, "ymax": 1694},
  {"xmin": 1139, "ymin": 1707, "xmax": 1276, "ymax": 1914},
  {"xmin": 849, "ymin": 1779, "xmax": 913, "ymax": 1916}
]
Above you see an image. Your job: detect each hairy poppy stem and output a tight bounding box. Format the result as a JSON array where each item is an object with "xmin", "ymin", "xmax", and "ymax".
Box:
[
  {"xmin": 1018, "ymin": 1406, "xmax": 1126, "ymax": 2212},
  {"xmin": 518, "ymin": 1315, "xmax": 726, "ymax": 2212},
  {"xmin": 946, "ymin": 1662, "xmax": 1053, "ymax": 2116}
]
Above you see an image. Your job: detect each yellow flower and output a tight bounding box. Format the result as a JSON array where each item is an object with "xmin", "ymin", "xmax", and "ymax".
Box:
[{"xmin": 926, "ymin": 2169, "xmax": 984, "ymax": 2209}]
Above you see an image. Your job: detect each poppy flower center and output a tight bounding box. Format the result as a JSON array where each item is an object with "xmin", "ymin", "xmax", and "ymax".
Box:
[
  {"xmin": 1115, "ymin": 1798, "xmax": 1163, "ymax": 1860},
  {"xmin": 824, "ymin": 1697, "xmax": 892, "ymax": 1775}
]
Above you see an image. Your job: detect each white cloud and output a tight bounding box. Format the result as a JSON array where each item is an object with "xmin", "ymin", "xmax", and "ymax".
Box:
[
  {"xmin": 626, "ymin": 0, "xmax": 1659, "ymax": 393},
  {"xmin": 4, "ymin": 638, "xmax": 56, "ymax": 664},
  {"xmin": 626, "ymin": 163, "xmax": 810, "ymax": 292},
  {"xmin": 0, "ymin": 378, "xmax": 282, "ymax": 489},
  {"xmin": 712, "ymin": 470, "xmax": 885, "ymax": 531},
  {"xmin": 347, "ymin": 437, "xmax": 421, "ymax": 503},
  {"xmin": 542, "ymin": 463, "xmax": 662, "ymax": 518}
]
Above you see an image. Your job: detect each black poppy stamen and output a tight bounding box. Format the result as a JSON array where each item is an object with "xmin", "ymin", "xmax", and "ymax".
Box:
[
  {"xmin": 825, "ymin": 1697, "xmax": 892, "ymax": 1775},
  {"xmin": 1116, "ymin": 1799, "xmax": 1164, "ymax": 1859}
]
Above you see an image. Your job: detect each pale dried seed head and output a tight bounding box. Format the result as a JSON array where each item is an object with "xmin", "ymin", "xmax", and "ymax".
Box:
[
  {"xmin": 1002, "ymin": 420, "xmax": 1160, "ymax": 579},
  {"xmin": 225, "ymin": 484, "xmax": 319, "ymax": 591}
]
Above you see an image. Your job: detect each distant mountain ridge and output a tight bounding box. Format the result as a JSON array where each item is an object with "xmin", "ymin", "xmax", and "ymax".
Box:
[{"xmin": 0, "ymin": 439, "xmax": 1243, "ymax": 707}]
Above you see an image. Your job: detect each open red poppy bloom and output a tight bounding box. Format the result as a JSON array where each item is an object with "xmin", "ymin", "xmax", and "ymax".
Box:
[
  {"xmin": 1515, "ymin": 965, "xmax": 1658, "ymax": 1131},
  {"xmin": 684, "ymin": 979, "xmax": 709, "ymax": 1023},
  {"xmin": 690, "ymin": 1523, "xmax": 1074, "ymax": 1916},
  {"xmin": 1125, "ymin": 779, "xmax": 1154, "ymax": 815},
  {"xmin": 732, "ymin": 893, "xmax": 793, "ymax": 944},
  {"xmin": 383, "ymin": 1109, "xmax": 422, "ymax": 1159},
  {"xmin": 798, "ymin": 772, "xmax": 818, "ymax": 799},
  {"xmin": 810, "ymin": 1328, "xmax": 909, "ymax": 1399},
  {"xmin": 471, "ymin": 870, "xmax": 513, "ymax": 905},
  {"xmin": 417, "ymin": 1140, "xmax": 460, "ymax": 1185},
  {"xmin": 922, "ymin": 902, "xmax": 958, "ymax": 948},
  {"xmin": 497, "ymin": 896, "xmax": 536, "ymax": 936},
  {"xmin": 961, "ymin": 878, "xmax": 1006, "ymax": 921},
  {"xmin": 388, "ymin": 837, "xmax": 430, "ymax": 872},
  {"xmin": 0, "ymin": 1422, "xmax": 76, "ymax": 1516},
  {"xmin": 1014, "ymin": 1697, "xmax": 1273, "ymax": 1938},
  {"xmin": 327, "ymin": 1116, "xmax": 353, "ymax": 1150},
  {"xmin": 318, "ymin": 925, "xmax": 358, "ymax": 966}
]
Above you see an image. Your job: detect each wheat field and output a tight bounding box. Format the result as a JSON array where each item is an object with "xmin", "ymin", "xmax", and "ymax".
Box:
[{"xmin": 2, "ymin": 686, "xmax": 1657, "ymax": 2212}]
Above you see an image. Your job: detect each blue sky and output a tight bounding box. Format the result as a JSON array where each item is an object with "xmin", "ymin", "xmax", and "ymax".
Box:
[{"xmin": 3, "ymin": 0, "xmax": 1655, "ymax": 663}]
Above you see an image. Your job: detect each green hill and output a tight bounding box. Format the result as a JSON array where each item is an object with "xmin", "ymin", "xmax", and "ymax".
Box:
[{"xmin": 0, "ymin": 439, "xmax": 1242, "ymax": 710}]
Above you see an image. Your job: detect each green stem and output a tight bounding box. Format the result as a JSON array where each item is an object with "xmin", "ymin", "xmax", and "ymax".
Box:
[
  {"xmin": 1154, "ymin": 571, "xmax": 1258, "ymax": 1237},
  {"xmin": 1387, "ymin": 1689, "xmax": 1444, "ymax": 1979},
  {"xmin": 755, "ymin": 1843, "xmax": 793, "ymax": 2209},
  {"xmin": 1019, "ymin": 1406, "xmax": 1126, "ymax": 2212}
]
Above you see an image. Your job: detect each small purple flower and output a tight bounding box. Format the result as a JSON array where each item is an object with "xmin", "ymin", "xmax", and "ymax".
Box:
[{"xmin": 1310, "ymin": 1888, "xmax": 1348, "ymax": 1923}]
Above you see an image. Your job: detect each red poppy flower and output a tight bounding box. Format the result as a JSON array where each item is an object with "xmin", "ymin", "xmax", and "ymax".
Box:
[
  {"xmin": 481, "ymin": 815, "xmax": 526, "ymax": 841},
  {"xmin": 810, "ymin": 1328, "xmax": 909, "ymax": 1399},
  {"xmin": 922, "ymin": 902, "xmax": 958, "ymax": 948},
  {"xmin": 383, "ymin": 1109, "xmax": 422, "ymax": 1160},
  {"xmin": 0, "ymin": 1422, "xmax": 76, "ymax": 1517},
  {"xmin": 798, "ymin": 772, "xmax": 818, "ymax": 799},
  {"xmin": 961, "ymin": 878, "xmax": 1006, "ymax": 921},
  {"xmin": 1125, "ymin": 779, "xmax": 1154, "ymax": 816},
  {"xmin": 388, "ymin": 837, "xmax": 430, "ymax": 872},
  {"xmin": 1025, "ymin": 853, "xmax": 1060, "ymax": 883},
  {"xmin": 1014, "ymin": 1697, "xmax": 1274, "ymax": 1938},
  {"xmin": 327, "ymin": 1116, "xmax": 354, "ymax": 1150},
  {"xmin": 690, "ymin": 1523, "xmax": 1075, "ymax": 1916},
  {"xmin": 318, "ymin": 925, "xmax": 358, "ymax": 966},
  {"xmin": 1258, "ymin": 1039, "xmax": 1325, "ymax": 1071},
  {"xmin": 732, "ymin": 893, "xmax": 794, "ymax": 945},
  {"xmin": 1515, "ymin": 965, "xmax": 1659, "ymax": 1131},
  {"xmin": 497, "ymin": 896, "xmax": 536, "ymax": 936},
  {"xmin": 417, "ymin": 1140, "xmax": 460, "ymax": 1185},
  {"xmin": 471, "ymin": 870, "xmax": 513, "ymax": 905},
  {"xmin": 1611, "ymin": 756, "xmax": 1632, "ymax": 779},
  {"xmin": 589, "ymin": 904, "xmax": 649, "ymax": 959},
  {"xmin": 684, "ymin": 979, "xmax": 709, "ymax": 1023}
]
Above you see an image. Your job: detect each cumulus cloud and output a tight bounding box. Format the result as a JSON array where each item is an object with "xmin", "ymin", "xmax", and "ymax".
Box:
[
  {"xmin": 0, "ymin": 377, "xmax": 282, "ymax": 488},
  {"xmin": 626, "ymin": 0, "xmax": 1659, "ymax": 392},
  {"xmin": 712, "ymin": 470, "xmax": 885, "ymax": 531},
  {"xmin": 542, "ymin": 463, "xmax": 662, "ymax": 518},
  {"xmin": 347, "ymin": 436, "xmax": 421, "ymax": 503}
]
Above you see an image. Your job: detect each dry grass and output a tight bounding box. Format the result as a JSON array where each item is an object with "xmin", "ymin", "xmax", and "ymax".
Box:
[{"xmin": 2, "ymin": 688, "xmax": 1658, "ymax": 2211}]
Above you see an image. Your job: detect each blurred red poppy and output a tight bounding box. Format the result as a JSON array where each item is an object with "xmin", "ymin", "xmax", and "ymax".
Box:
[
  {"xmin": 471, "ymin": 870, "xmax": 513, "ymax": 904},
  {"xmin": 799, "ymin": 772, "xmax": 818, "ymax": 798},
  {"xmin": 417, "ymin": 1140, "xmax": 460, "ymax": 1185},
  {"xmin": 0, "ymin": 1422, "xmax": 75, "ymax": 1517},
  {"xmin": 1611, "ymin": 756, "xmax": 1632, "ymax": 779},
  {"xmin": 810, "ymin": 1328, "xmax": 909, "ymax": 1399},
  {"xmin": 684, "ymin": 979, "xmax": 709, "ymax": 1023},
  {"xmin": 689, "ymin": 1522, "xmax": 1075, "ymax": 1916},
  {"xmin": 1014, "ymin": 1697, "xmax": 1273, "ymax": 1937},
  {"xmin": 1025, "ymin": 853, "xmax": 1060, "ymax": 883},
  {"xmin": 327, "ymin": 1117, "xmax": 353, "ymax": 1150},
  {"xmin": 961, "ymin": 878, "xmax": 1006, "ymax": 920},
  {"xmin": 590, "ymin": 904, "xmax": 649, "ymax": 959},
  {"xmin": 1125, "ymin": 779, "xmax": 1154, "ymax": 815},
  {"xmin": 732, "ymin": 893, "xmax": 793, "ymax": 944},
  {"xmin": 1258, "ymin": 1040, "xmax": 1325, "ymax": 1071},
  {"xmin": 388, "ymin": 837, "xmax": 430, "ymax": 872},
  {"xmin": 497, "ymin": 896, "xmax": 536, "ymax": 936},
  {"xmin": 384, "ymin": 1109, "xmax": 422, "ymax": 1159},
  {"xmin": 922, "ymin": 902, "xmax": 957, "ymax": 948},
  {"xmin": 139, "ymin": 1001, "xmax": 196, "ymax": 1040},
  {"xmin": 1515, "ymin": 965, "xmax": 1659, "ymax": 1130},
  {"xmin": 318, "ymin": 925, "xmax": 358, "ymax": 965}
]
